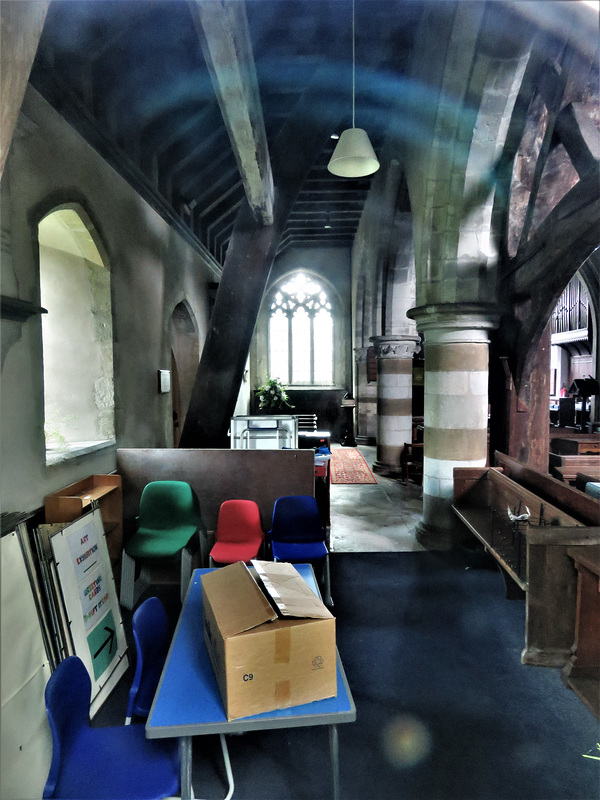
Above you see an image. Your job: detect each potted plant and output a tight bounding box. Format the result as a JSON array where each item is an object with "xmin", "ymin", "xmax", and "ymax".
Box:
[{"xmin": 255, "ymin": 377, "xmax": 294, "ymax": 413}]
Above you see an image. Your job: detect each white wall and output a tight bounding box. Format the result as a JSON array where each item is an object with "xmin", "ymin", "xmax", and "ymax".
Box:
[{"xmin": 0, "ymin": 87, "xmax": 214, "ymax": 514}]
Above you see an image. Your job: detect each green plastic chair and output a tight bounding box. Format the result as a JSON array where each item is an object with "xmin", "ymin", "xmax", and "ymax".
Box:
[{"xmin": 120, "ymin": 480, "xmax": 205, "ymax": 610}]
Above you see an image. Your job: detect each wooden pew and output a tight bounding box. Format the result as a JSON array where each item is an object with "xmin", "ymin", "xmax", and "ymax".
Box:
[
  {"xmin": 562, "ymin": 546, "xmax": 600, "ymax": 720},
  {"xmin": 495, "ymin": 451, "xmax": 600, "ymax": 526},
  {"xmin": 453, "ymin": 466, "xmax": 600, "ymax": 668},
  {"xmin": 549, "ymin": 453, "xmax": 600, "ymax": 484},
  {"xmin": 550, "ymin": 434, "xmax": 600, "ymax": 455}
]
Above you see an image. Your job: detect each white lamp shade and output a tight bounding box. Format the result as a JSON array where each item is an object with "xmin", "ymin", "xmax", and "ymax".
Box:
[{"xmin": 327, "ymin": 127, "xmax": 380, "ymax": 177}]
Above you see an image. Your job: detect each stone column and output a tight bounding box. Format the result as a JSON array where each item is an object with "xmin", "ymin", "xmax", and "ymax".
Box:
[
  {"xmin": 354, "ymin": 346, "xmax": 377, "ymax": 445},
  {"xmin": 369, "ymin": 335, "xmax": 420, "ymax": 476},
  {"xmin": 407, "ymin": 304, "xmax": 500, "ymax": 549}
]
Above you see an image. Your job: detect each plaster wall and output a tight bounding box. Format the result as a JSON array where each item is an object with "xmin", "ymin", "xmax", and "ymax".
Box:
[{"xmin": 1, "ymin": 87, "xmax": 214, "ymax": 514}]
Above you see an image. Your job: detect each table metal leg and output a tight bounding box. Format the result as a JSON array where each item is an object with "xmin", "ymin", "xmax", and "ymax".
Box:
[
  {"xmin": 329, "ymin": 724, "xmax": 340, "ymax": 800},
  {"xmin": 180, "ymin": 736, "xmax": 192, "ymax": 800}
]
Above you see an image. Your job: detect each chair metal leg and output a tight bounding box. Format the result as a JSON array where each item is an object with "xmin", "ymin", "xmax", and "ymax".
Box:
[
  {"xmin": 323, "ymin": 554, "xmax": 333, "ymax": 607},
  {"xmin": 120, "ymin": 550, "xmax": 136, "ymax": 610},
  {"xmin": 120, "ymin": 551, "xmax": 151, "ymax": 610},
  {"xmin": 329, "ymin": 724, "xmax": 340, "ymax": 800},
  {"xmin": 219, "ymin": 734, "xmax": 235, "ymax": 800},
  {"xmin": 180, "ymin": 737, "xmax": 193, "ymax": 800},
  {"xmin": 180, "ymin": 547, "xmax": 193, "ymax": 604}
]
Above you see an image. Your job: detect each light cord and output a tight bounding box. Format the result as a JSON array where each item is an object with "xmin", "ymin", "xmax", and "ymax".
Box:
[{"xmin": 352, "ymin": 0, "xmax": 356, "ymax": 128}]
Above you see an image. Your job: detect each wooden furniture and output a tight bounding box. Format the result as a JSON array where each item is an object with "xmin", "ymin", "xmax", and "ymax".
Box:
[
  {"xmin": 400, "ymin": 442, "xmax": 423, "ymax": 484},
  {"xmin": 562, "ymin": 546, "xmax": 600, "ymax": 719},
  {"xmin": 453, "ymin": 466, "xmax": 600, "ymax": 667},
  {"xmin": 315, "ymin": 459, "xmax": 331, "ymax": 527},
  {"xmin": 549, "ymin": 452, "xmax": 600, "ymax": 484},
  {"xmin": 550, "ymin": 435, "xmax": 600, "ymax": 455},
  {"xmin": 495, "ymin": 451, "xmax": 600, "ymax": 526},
  {"xmin": 44, "ymin": 475, "xmax": 123, "ymax": 564}
]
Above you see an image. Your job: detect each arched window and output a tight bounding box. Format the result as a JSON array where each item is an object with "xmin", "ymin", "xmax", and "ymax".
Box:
[
  {"xmin": 268, "ymin": 273, "xmax": 333, "ymax": 385},
  {"xmin": 39, "ymin": 207, "xmax": 115, "ymax": 464}
]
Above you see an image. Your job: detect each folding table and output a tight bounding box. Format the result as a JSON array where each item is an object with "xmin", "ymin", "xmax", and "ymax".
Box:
[{"xmin": 146, "ymin": 565, "xmax": 356, "ymax": 800}]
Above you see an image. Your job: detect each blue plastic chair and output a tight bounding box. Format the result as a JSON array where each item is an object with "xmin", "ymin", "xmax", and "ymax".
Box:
[
  {"xmin": 120, "ymin": 480, "xmax": 206, "ymax": 610},
  {"xmin": 268, "ymin": 495, "xmax": 332, "ymax": 605},
  {"xmin": 43, "ymin": 656, "xmax": 179, "ymax": 800},
  {"xmin": 126, "ymin": 597, "xmax": 170, "ymax": 725}
]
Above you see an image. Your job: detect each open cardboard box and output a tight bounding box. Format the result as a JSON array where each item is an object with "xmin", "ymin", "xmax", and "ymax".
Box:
[{"xmin": 201, "ymin": 560, "xmax": 336, "ymax": 720}]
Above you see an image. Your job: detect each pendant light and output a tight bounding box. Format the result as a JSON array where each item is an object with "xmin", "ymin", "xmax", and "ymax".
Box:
[{"xmin": 327, "ymin": 0, "xmax": 380, "ymax": 178}]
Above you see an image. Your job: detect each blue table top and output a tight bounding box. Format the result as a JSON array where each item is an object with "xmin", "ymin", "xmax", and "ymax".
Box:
[{"xmin": 146, "ymin": 565, "xmax": 356, "ymax": 737}]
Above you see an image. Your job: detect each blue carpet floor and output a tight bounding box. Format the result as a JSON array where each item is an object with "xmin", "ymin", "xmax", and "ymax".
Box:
[{"xmin": 95, "ymin": 552, "xmax": 599, "ymax": 799}]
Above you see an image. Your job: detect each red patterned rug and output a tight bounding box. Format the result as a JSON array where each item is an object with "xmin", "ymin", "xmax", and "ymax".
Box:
[{"xmin": 330, "ymin": 448, "xmax": 378, "ymax": 484}]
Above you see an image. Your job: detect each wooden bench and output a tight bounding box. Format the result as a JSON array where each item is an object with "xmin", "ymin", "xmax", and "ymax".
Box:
[
  {"xmin": 562, "ymin": 546, "xmax": 600, "ymax": 720},
  {"xmin": 495, "ymin": 451, "xmax": 600, "ymax": 525},
  {"xmin": 400, "ymin": 442, "xmax": 423, "ymax": 484},
  {"xmin": 453, "ymin": 466, "xmax": 600, "ymax": 668},
  {"xmin": 549, "ymin": 452, "xmax": 600, "ymax": 483},
  {"xmin": 550, "ymin": 435, "xmax": 600, "ymax": 455}
]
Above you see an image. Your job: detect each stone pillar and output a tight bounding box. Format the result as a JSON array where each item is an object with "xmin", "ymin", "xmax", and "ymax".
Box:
[
  {"xmin": 407, "ymin": 304, "xmax": 500, "ymax": 549},
  {"xmin": 370, "ymin": 335, "xmax": 420, "ymax": 476},
  {"xmin": 354, "ymin": 347, "xmax": 377, "ymax": 445}
]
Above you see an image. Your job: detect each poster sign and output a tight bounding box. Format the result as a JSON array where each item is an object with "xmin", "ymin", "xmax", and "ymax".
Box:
[{"xmin": 50, "ymin": 509, "xmax": 128, "ymax": 714}]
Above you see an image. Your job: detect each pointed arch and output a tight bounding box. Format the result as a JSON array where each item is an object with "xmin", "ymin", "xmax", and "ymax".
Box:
[
  {"xmin": 170, "ymin": 301, "xmax": 200, "ymax": 447},
  {"xmin": 38, "ymin": 205, "xmax": 115, "ymax": 463},
  {"xmin": 265, "ymin": 269, "xmax": 341, "ymax": 387}
]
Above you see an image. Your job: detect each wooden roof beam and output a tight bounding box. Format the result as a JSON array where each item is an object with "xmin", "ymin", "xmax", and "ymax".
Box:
[{"xmin": 190, "ymin": 0, "xmax": 274, "ymax": 226}]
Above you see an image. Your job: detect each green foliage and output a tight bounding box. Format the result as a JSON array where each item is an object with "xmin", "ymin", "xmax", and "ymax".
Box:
[{"xmin": 255, "ymin": 376, "xmax": 294, "ymax": 411}]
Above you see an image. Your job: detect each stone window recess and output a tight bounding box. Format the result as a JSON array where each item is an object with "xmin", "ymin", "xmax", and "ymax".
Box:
[{"xmin": 39, "ymin": 207, "xmax": 115, "ymax": 465}]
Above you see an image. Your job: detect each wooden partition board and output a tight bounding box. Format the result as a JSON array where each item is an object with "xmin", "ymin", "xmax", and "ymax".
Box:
[
  {"xmin": 452, "ymin": 466, "xmax": 600, "ymax": 668},
  {"xmin": 116, "ymin": 448, "xmax": 315, "ymax": 534}
]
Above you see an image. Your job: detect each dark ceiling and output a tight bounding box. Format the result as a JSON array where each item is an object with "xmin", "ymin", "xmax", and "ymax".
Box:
[{"xmin": 29, "ymin": 0, "xmax": 422, "ymax": 271}]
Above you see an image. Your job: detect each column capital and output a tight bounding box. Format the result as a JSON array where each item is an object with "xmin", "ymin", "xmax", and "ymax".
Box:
[
  {"xmin": 369, "ymin": 334, "xmax": 421, "ymax": 359},
  {"xmin": 353, "ymin": 346, "xmax": 370, "ymax": 362},
  {"xmin": 407, "ymin": 302, "xmax": 501, "ymax": 344}
]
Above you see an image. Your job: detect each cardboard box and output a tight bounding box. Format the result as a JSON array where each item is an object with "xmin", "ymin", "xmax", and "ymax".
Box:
[{"xmin": 201, "ymin": 560, "xmax": 336, "ymax": 720}]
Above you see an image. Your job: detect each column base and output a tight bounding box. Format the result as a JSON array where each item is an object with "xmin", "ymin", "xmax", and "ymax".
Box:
[
  {"xmin": 415, "ymin": 520, "xmax": 459, "ymax": 551},
  {"xmin": 372, "ymin": 460, "xmax": 403, "ymax": 478},
  {"xmin": 355, "ymin": 435, "xmax": 376, "ymax": 446}
]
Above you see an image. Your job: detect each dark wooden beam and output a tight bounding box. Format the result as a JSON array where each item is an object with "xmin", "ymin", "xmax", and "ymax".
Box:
[
  {"xmin": 555, "ymin": 102, "xmax": 600, "ymax": 178},
  {"xmin": 0, "ymin": 0, "xmax": 50, "ymax": 178},
  {"xmin": 190, "ymin": 0, "xmax": 274, "ymax": 225},
  {"xmin": 510, "ymin": 169, "xmax": 600, "ymax": 296},
  {"xmin": 179, "ymin": 66, "xmax": 345, "ymax": 448},
  {"xmin": 502, "ymin": 169, "xmax": 600, "ymax": 391}
]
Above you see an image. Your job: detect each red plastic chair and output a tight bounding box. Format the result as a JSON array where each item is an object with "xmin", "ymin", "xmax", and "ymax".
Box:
[{"xmin": 209, "ymin": 499, "xmax": 264, "ymax": 566}]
